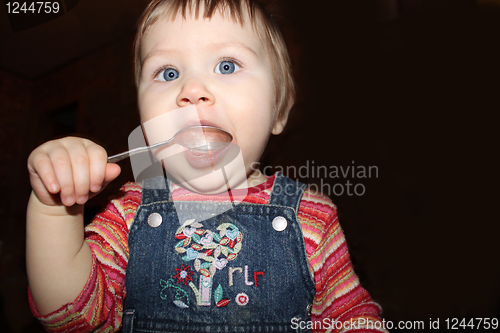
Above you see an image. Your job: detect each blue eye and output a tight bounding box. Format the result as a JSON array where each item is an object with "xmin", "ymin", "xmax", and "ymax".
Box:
[
  {"xmin": 159, "ymin": 68, "xmax": 179, "ymax": 81},
  {"xmin": 215, "ymin": 60, "xmax": 241, "ymax": 74}
]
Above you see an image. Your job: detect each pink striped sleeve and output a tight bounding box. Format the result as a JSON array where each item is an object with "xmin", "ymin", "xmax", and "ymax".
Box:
[
  {"xmin": 298, "ymin": 189, "xmax": 388, "ymax": 333},
  {"xmin": 29, "ymin": 182, "xmax": 142, "ymax": 332}
]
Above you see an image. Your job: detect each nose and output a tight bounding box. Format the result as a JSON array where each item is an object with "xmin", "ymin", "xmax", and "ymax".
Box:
[{"xmin": 176, "ymin": 77, "xmax": 215, "ymax": 107}]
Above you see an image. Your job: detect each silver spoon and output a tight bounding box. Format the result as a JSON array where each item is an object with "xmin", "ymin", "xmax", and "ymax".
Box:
[{"xmin": 107, "ymin": 125, "xmax": 233, "ymax": 163}]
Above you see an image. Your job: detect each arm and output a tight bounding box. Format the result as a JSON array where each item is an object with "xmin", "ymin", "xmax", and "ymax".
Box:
[
  {"xmin": 298, "ymin": 190, "xmax": 388, "ymax": 333},
  {"xmin": 26, "ymin": 137, "xmax": 120, "ymax": 315},
  {"xmin": 28, "ymin": 182, "xmax": 142, "ymax": 332}
]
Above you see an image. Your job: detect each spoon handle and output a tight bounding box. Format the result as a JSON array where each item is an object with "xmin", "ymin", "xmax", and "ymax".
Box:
[
  {"xmin": 107, "ymin": 146, "xmax": 148, "ymax": 163},
  {"xmin": 107, "ymin": 139, "xmax": 174, "ymax": 163}
]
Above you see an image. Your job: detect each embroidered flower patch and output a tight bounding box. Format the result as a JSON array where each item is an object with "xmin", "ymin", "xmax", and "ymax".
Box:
[
  {"xmin": 160, "ymin": 278, "xmax": 190, "ymax": 309},
  {"xmin": 173, "ymin": 219, "xmax": 243, "ymax": 306},
  {"xmin": 173, "ymin": 264, "xmax": 194, "ymax": 285}
]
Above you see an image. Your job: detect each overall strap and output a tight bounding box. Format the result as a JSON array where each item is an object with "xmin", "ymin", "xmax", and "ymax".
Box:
[
  {"xmin": 268, "ymin": 172, "xmax": 306, "ymax": 213},
  {"xmin": 141, "ymin": 176, "xmax": 171, "ymax": 204}
]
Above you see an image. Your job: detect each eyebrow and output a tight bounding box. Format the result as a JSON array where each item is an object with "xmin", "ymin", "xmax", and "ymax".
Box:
[
  {"xmin": 142, "ymin": 42, "xmax": 259, "ymax": 65},
  {"xmin": 142, "ymin": 49, "xmax": 179, "ymax": 66},
  {"xmin": 210, "ymin": 42, "xmax": 259, "ymax": 57}
]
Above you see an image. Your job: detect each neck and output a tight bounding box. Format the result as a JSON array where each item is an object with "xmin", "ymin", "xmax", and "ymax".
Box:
[{"xmin": 242, "ymin": 169, "xmax": 268, "ymax": 189}]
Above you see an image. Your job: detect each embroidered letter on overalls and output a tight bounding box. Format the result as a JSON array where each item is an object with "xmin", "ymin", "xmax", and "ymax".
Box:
[
  {"xmin": 254, "ymin": 271, "xmax": 265, "ymax": 287},
  {"xmin": 229, "ymin": 267, "xmax": 242, "ymax": 286},
  {"xmin": 244, "ymin": 265, "xmax": 254, "ymax": 286}
]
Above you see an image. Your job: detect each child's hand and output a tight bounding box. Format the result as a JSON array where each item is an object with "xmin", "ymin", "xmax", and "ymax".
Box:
[{"xmin": 27, "ymin": 137, "xmax": 121, "ymax": 207}]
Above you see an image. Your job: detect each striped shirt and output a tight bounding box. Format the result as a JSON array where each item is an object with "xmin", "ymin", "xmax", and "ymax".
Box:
[{"xmin": 29, "ymin": 174, "xmax": 387, "ymax": 332}]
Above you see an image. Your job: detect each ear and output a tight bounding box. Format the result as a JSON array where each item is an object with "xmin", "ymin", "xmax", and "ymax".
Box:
[{"xmin": 271, "ymin": 112, "xmax": 289, "ymax": 135}]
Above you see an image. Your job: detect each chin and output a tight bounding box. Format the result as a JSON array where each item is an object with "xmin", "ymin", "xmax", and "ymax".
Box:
[
  {"xmin": 160, "ymin": 144, "xmax": 250, "ymax": 196},
  {"xmin": 174, "ymin": 171, "xmax": 232, "ymax": 194}
]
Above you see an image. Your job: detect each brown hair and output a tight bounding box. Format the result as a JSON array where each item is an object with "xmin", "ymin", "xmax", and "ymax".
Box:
[{"xmin": 133, "ymin": 0, "xmax": 295, "ymax": 124}]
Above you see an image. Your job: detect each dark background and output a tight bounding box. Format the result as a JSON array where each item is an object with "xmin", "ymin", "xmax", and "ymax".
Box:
[{"xmin": 1, "ymin": 0, "xmax": 499, "ymax": 332}]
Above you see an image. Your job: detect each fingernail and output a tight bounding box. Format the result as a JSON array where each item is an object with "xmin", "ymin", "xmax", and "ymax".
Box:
[
  {"xmin": 65, "ymin": 196, "xmax": 74, "ymax": 205},
  {"xmin": 77, "ymin": 196, "xmax": 88, "ymax": 204},
  {"xmin": 51, "ymin": 184, "xmax": 58, "ymax": 192},
  {"xmin": 91, "ymin": 185, "xmax": 101, "ymax": 192}
]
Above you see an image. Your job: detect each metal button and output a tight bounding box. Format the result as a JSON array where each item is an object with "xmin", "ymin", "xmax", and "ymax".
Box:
[
  {"xmin": 148, "ymin": 213, "xmax": 162, "ymax": 228},
  {"xmin": 272, "ymin": 216, "xmax": 287, "ymax": 231},
  {"xmin": 306, "ymin": 303, "xmax": 312, "ymax": 316}
]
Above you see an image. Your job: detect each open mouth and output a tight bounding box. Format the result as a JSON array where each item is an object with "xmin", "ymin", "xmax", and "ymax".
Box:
[
  {"xmin": 183, "ymin": 140, "xmax": 236, "ymax": 169},
  {"xmin": 177, "ymin": 120, "xmax": 234, "ymax": 169}
]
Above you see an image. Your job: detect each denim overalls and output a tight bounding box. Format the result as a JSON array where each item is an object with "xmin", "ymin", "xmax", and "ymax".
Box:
[{"xmin": 122, "ymin": 173, "xmax": 315, "ymax": 332}]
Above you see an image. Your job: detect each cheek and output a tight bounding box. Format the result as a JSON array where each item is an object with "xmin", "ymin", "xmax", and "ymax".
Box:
[
  {"xmin": 255, "ymin": 76, "xmax": 276, "ymax": 120},
  {"xmin": 137, "ymin": 88, "xmax": 153, "ymax": 122},
  {"xmin": 137, "ymin": 100, "xmax": 148, "ymax": 124},
  {"xmin": 233, "ymin": 77, "xmax": 275, "ymax": 117},
  {"xmin": 138, "ymin": 86, "xmax": 172, "ymax": 123}
]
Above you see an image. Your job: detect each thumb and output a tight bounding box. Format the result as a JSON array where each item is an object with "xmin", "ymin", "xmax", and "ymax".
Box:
[
  {"xmin": 104, "ymin": 163, "xmax": 121, "ymax": 185},
  {"xmin": 88, "ymin": 163, "xmax": 121, "ymax": 200}
]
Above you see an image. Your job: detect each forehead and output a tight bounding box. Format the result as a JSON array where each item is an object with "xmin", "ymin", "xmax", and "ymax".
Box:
[{"xmin": 141, "ymin": 10, "xmax": 266, "ymax": 61}]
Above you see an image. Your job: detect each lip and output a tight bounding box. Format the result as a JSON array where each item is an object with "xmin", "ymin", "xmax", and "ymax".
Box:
[
  {"xmin": 182, "ymin": 119, "xmax": 227, "ymax": 131},
  {"xmin": 183, "ymin": 140, "xmax": 237, "ymax": 169}
]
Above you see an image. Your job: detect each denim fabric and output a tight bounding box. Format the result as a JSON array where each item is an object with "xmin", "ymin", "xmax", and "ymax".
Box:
[{"xmin": 122, "ymin": 173, "xmax": 315, "ymax": 332}]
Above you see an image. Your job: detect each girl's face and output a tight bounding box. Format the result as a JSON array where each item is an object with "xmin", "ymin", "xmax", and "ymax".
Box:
[{"xmin": 137, "ymin": 10, "xmax": 284, "ymax": 193}]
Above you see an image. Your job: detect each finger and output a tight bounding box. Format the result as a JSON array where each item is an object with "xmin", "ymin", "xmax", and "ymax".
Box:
[
  {"xmin": 104, "ymin": 163, "xmax": 121, "ymax": 184},
  {"xmin": 28, "ymin": 152, "xmax": 60, "ymax": 194},
  {"xmin": 86, "ymin": 143, "xmax": 108, "ymax": 193},
  {"xmin": 49, "ymin": 147, "xmax": 76, "ymax": 206},
  {"xmin": 67, "ymin": 143, "xmax": 92, "ymax": 205}
]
